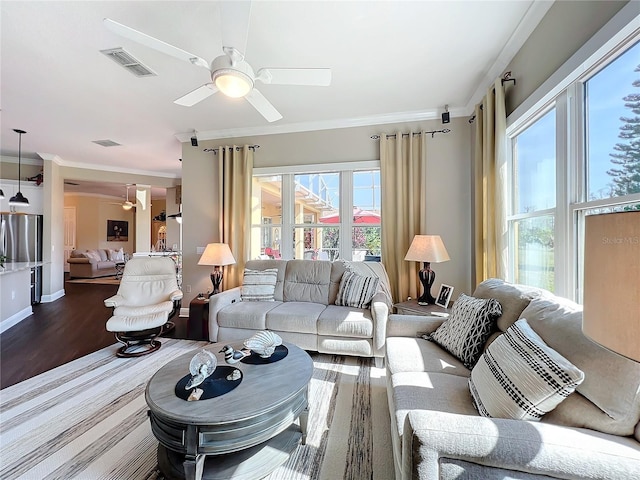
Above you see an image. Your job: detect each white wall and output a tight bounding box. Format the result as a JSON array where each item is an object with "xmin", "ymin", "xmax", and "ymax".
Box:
[{"xmin": 181, "ymin": 117, "xmax": 472, "ymax": 304}]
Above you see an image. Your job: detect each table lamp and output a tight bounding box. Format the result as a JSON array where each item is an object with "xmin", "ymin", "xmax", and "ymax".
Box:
[
  {"xmin": 582, "ymin": 210, "xmax": 639, "ymax": 362},
  {"xmin": 197, "ymin": 243, "xmax": 236, "ymax": 295},
  {"xmin": 404, "ymin": 235, "xmax": 450, "ymax": 305}
]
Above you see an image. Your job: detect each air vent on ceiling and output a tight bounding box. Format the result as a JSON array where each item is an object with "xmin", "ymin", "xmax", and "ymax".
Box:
[
  {"xmin": 100, "ymin": 47, "xmax": 157, "ymax": 77},
  {"xmin": 92, "ymin": 139, "xmax": 121, "ymax": 147}
]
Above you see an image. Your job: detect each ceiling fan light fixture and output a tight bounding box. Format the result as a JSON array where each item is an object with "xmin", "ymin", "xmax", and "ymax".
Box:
[
  {"xmin": 122, "ymin": 202, "xmax": 134, "ymax": 211},
  {"xmin": 213, "ymin": 69, "xmax": 253, "ymax": 98}
]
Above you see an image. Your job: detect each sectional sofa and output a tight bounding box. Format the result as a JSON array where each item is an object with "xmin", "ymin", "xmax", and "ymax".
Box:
[
  {"xmin": 207, "ymin": 259, "xmax": 392, "ymax": 364},
  {"xmin": 385, "ymin": 278, "xmax": 640, "ymax": 479}
]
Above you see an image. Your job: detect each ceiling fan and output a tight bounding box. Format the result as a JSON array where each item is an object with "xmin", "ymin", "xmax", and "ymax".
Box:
[
  {"xmin": 109, "ymin": 184, "xmax": 135, "ymax": 210},
  {"xmin": 103, "ymin": 1, "xmax": 331, "ymax": 122}
]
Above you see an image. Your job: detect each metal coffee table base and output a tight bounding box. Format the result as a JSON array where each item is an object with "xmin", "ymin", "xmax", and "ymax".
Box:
[{"xmin": 157, "ymin": 424, "xmax": 302, "ymax": 480}]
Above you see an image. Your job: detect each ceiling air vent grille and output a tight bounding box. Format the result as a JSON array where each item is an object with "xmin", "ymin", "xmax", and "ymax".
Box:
[
  {"xmin": 100, "ymin": 47, "xmax": 156, "ymax": 77},
  {"xmin": 92, "ymin": 139, "xmax": 121, "ymax": 147}
]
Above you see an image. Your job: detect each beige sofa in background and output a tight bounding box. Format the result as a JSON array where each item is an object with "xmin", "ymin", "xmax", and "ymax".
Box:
[
  {"xmin": 385, "ymin": 278, "xmax": 640, "ymax": 479},
  {"xmin": 68, "ymin": 249, "xmax": 120, "ymax": 278},
  {"xmin": 207, "ymin": 259, "xmax": 392, "ymax": 365}
]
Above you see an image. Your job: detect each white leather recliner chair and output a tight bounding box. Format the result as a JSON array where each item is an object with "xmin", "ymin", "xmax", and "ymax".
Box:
[{"xmin": 104, "ymin": 256, "xmax": 183, "ymax": 357}]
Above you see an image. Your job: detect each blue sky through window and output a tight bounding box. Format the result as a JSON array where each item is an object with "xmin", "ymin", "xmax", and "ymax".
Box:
[{"xmin": 587, "ymin": 41, "xmax": 640, "ymax": 198}]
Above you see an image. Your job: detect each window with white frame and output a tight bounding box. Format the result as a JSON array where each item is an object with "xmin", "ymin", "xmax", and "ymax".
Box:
[
  {"xmin": 250, "ymin": 163, "xmax": 381, "ymax": 261},
  {"xmin": 506, "ymin": 32, "xmax": 640, "ymax": 300}
]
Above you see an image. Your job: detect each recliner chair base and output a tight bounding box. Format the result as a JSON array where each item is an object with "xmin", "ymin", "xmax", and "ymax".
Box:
[{"xmin": 114, "ymin": 328, "xmax": 163, "ymax": 358}]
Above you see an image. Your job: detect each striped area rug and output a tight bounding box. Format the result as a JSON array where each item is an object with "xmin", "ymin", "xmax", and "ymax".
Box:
[{"xmin": 0, "ymin": 339, "xmax": 394, "ymax": 480}]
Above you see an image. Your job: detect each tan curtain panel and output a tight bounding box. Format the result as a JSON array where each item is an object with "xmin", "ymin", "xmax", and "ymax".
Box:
[
  {"xmin": 380, "ymin": 132, "xmax": 428, "ymax": 304},
  {"xmin": 474, "ymin": 79, "xmax": 508, "ymax": 285},
  {"xmin": 218, "ymin": 145, "xmax": 254, "ymax": 289}
]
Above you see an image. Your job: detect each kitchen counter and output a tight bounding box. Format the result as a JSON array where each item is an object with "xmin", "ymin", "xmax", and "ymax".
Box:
[
  {"xmin": 0, "ymin": 262, "xmax": 45, "ymax": 333},
  {"xmin": 0, "ymin": 261, "xmax": 43, "ymax": 276}
]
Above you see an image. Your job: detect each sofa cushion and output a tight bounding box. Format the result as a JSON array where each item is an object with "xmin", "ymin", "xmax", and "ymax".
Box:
[
  {"xmin": 389, "ymin": 371, "xmax": 478, "ymax": 439},
  {"xmin": 241, "ymin": 268, "xmax": 278, "ymax": 301},
  {"xmin": 335, "ymin": 271, "xmax": 379, "ymax": 308},
  {"xmin": 96, "ymin": 261, "xmax": 115, "ymax": 270},
  {"xmin": 522, "ymin": 296, "xmax": 640, "ymax": 436},
  {"xmin": 317, "ymin": 304, "xmax": 373, "ymax": 338},
  {"xmin": 283, "ymin": 260, "xmax": 331, "ymax": 304},
  {"xmin": 218, "ymin": 301, "xmax": 282, "ymax": 330},
  {"xmin": 70, "ymin": 250, "xmax": 85, "ymax": 258},
  {"xmin": 385, "ymin": 337, "xmax": 469, "ymax": 377},
  {"xmin": 97, "ymin": 249, "xmax": 109, "ymax": 262},
  {"xmin": 473, "ymin": 278, "xmax": 543, "ymax": 332},
  {"xmin": 427, "ymin": 294, "xmax": 502, "ymax": 369},
  {"xmin": 265, "ymin": 301, "xmax": 326, "ymax": 334},
  {"xmin": 469, "ymin": 319, "xmax": 585, "ymax": 421}
]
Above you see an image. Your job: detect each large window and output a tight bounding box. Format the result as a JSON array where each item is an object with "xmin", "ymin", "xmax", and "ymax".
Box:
[
  {"xmin": 506, "ymin": 32, "xmax": 640, "ymax": 300},
  {"xmin": 508, "ymin": 109, "xmax": 556, "ymax": 291},
  {"xmin": 250, "ymin": 163, "xmax": 381, "ymax": 261}
]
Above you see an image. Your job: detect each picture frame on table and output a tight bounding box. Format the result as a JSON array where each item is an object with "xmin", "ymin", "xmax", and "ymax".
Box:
[{"xmin": 435, "ymin": 284, "xmax": 454, "ymax": 309}]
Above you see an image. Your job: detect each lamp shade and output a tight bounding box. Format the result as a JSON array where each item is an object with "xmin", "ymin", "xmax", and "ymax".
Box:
[
  {"xmin": 197, "ymin": 243, "xmax": 236, "ymax": 267},
  {"xmin": 582, "ymin": 210, "xmax": 640, "ymax": 362},
  {"xmin": 404, "ymin": 235, "xmax": 450, "ymax": 263}
]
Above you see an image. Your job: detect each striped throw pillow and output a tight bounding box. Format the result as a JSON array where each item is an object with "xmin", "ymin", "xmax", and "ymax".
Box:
[
  {"xmin": 469, "ymin": 318, "xmax": 585, "ymax": 421},
  {"xmin": 241, "ymin": 268, "xmax": 278, "ymax": 301},
  {"xmin": 335, "ymin": 271, "xmax": 380, "ymax": 308}
]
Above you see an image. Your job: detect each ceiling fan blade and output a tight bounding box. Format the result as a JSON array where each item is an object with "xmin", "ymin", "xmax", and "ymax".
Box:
[
  {"xmin": 245, "ymin": 89, "xmax": 282, "ymax": 123},
  {"xmin": 219, "ymin": 0, "xmax": 252, "ymax": 54},
  {"xmin": 174, "ymin": 84, "xmax": 218, "ymax": 106},
  {"xmin": 256, "ymin": 68, "xmax": 331, "ymax": 86},
  {"xmin": 103, "ymin": 18, "xmax": 209, "ymax": 69}
]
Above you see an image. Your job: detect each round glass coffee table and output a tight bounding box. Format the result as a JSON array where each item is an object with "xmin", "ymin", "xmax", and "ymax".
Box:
[{"xmin": 145, "ymin": 341, "xmax": 313, "ymax": 480}]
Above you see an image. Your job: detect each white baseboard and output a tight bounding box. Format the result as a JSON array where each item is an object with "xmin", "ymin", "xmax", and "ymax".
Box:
[
  {"xmin": 0, "ymin": 306, "xmax": 33, "ymax": 334},
  {"xmin": 41, "ymin": 289, "xmax": 65, "ymax": 303}
]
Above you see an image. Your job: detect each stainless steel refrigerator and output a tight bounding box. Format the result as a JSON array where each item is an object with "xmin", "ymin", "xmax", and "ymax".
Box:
[{"xmin": 0, "ymin": 213, "xmax": 43, "ymax": 303}]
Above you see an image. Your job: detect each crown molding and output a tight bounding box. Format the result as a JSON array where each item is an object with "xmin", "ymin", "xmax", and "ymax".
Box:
[
  {"xmin": 174, "ymin": 107, "xmax": 468, "ymax": 143},
  {"xmin": 0, "ymin": 155, "xmax": 43, "ymax": 166},
  {"xmin": 463, "ymin": 0, "xmax": 555, "ymax": 114},
  {"xmin": 46, "ymin": 155, "xmax": 179, "ymax": 179}
]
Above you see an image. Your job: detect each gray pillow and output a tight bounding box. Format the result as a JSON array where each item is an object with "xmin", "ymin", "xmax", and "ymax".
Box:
[
  {"xmin": 335, "ymin": 271, "xmax": 380, "ymax": 308},
  {"xmin": 425, "ymin": 293, "xmax": 502, "ymax": 369}
]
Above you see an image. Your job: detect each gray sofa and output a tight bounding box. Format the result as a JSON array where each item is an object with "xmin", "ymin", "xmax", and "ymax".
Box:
[
  {"xmin": 386, "ymin": 278, "xmax": 640, "ymax": 479},
  {"xmin": 207, "ymin": 259, "xmax": 391, "ymax": 364},
  {"xmin": 68, "ymin": 249, "xmax": 119, "ymax": 278}
]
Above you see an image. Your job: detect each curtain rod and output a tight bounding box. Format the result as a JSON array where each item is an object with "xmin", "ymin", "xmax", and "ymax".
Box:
[
  {"xmin": 469, "ymin": 72, "xmax": 516, "ymax": 123},
  {"xmin": 371, "ymin": 129, "xmax": 450, "ymax": 140},
  {"xmin": 203, "ymin": 145, "xmax": 260, "ymax": 153}
]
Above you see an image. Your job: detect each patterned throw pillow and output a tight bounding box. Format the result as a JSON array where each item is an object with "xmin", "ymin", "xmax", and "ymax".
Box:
[
  {"xmin": 335, "ymin": 271, "xmax": 380, "ymax": 308},
  {"xmin": 241, "ymin": 268, "xmax": 278, "ymax": 301},
  {"xmin": 426, "ymin": 293, "xmax": 502, "ymax": 369},
  {"xmin": 469, "ymin": 318, "xmax": 585, "ymax": 421}
]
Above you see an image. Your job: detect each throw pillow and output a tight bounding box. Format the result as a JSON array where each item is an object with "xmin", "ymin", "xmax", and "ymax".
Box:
[
  {"xmin": 469, "ymin": 318, "xmax": 585, "ymax": 421},
  {"xmin": 241, "ymin": 268, "xmax": 278, "ymax": 301},
  {"xmin": 335, "ymin": 271, "xmax": 380, "ymax": 308},
  {"xmin": 108, "ymin": 248, "xmax": 125, "ymax": 262},
  {"xmin": 426, "ymin": 293, "xmax": 502, "ymax": 369},
  {"xmin": 84, "ymin": 250, "xmax": 101, "ymax": 262}
]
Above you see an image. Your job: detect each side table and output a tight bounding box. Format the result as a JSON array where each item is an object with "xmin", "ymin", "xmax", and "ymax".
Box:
[
  {"xmin": 187, "ymin": 297, "xmax": 209, "ymax": 340},
  {"xmin": 394, "ymin": 300, "xmax": 450, "ymax": 316}
]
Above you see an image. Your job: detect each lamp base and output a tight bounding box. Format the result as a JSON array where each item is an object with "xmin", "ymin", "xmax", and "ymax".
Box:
[
  {"xmin": 417, "ymin": 262, "xmax": 436, "ymax": 306},
  {"xmin": 210, "ymin": 267, "xmax": 223, "ymax": 296}
]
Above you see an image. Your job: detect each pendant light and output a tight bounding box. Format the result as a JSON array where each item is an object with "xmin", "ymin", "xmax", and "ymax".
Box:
[{"xmin": 9, "ymin": 129, "xmax": 30, "ymax": 207}]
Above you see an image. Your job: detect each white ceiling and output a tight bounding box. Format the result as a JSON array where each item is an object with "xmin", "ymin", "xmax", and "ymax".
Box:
[{"xmin": 1, "ymin": 0, "xmax": 552, "ymax": 188}]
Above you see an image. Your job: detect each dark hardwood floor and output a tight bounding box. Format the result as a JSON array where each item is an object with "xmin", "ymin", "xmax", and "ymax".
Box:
[{"xmin": 0, "ymin": 275, "xmax": 188, "ymax": 389}]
